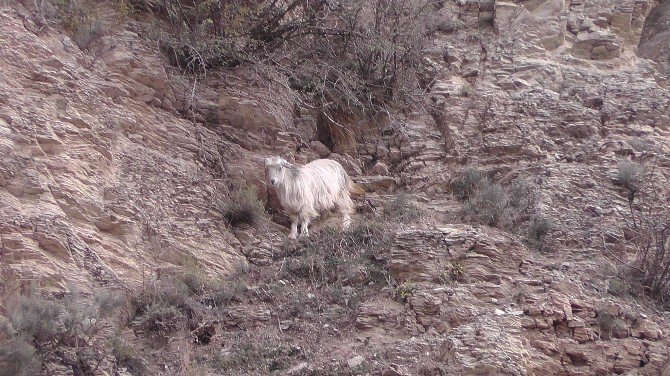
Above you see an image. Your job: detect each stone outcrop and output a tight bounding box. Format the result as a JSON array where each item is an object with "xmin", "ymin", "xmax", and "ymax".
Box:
[
  {"xmin": 1, "ymin": 0, "xmax": 670, "ymax": 374},
  {"xmin": 638, "ymin": 0, "xmax": 670, "ymax": 76}
]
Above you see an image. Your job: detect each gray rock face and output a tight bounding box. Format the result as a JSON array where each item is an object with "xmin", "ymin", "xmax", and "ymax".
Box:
[
  {"xmin": 2, "ymin": 0, "xmax": 670, "ymax": 375},
  {"xmin": 638, "ymin": 0, "xmax": 670, "ymax": 76}
]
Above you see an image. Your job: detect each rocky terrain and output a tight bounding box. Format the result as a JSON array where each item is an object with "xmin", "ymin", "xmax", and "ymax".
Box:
[{"xmin": 1, "ymin": 0, "xmax": 670, "ymax": 375}]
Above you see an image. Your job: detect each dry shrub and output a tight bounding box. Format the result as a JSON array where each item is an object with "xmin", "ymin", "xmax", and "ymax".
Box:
[
  {"xmin": 111, "ymin": 335, "xmax": 146, "ymax": 375},
  {"xmin": 222, "ymin": 184, "xmax": 266, "ymax": 227},
  {"xmin": 0, "ymin": 334, "xmax": 40, "ymax": 376},
  {"xmin": 384, "ymin": 192, "xmax": 423, "ymax": 222},
  {"xmin": 0, "ymin": 286, "xmax": 124, "ymax": 375},
  {"xmin": 606, "ymin": 158, "xmax": 670, "ymax": 303},
  {"xmin": 288, "ymin": 0, "xmax": 439, "ymax": 150},
  {"xmin": 456, "ymin": 168, "xmax": 546, "ymax": 243},
  {"xmin": 151, "ymin": 0, "xmax": 332, "ymax": 72},
  {"xmin": 450, "ymin": 166, "xmax": 487, "ymax": 201},
  {"xmin": 527, "ymin": 217, "xmax": 551, "ymax": 252},
  {"xmin": 145, "ymin": 0, "xmax": 437, "ymax": 147},
  {"xmin": 132, "ymin": 262, "xmax": 246, "ymax": 335},
  {"xmin": 463, "ymin": 182, "xmax": 509, "ymax": 227},
  {"xmin": 256, "ymin": 221, "xmax": 393, "ymax": 325},
  {"xmin": 211, "ymin": 330, "xmax": 303, "ymax": 374},
  {"xmin": 51, "ymin": 0, "xmax": 132, "ymax": 50},
  {"xmin": 280, "ymin": 222, "xmax": 392, "ymax": 287},
  {"xmin": 615, "ymin": 160, "xmax": 644, "ymax": 199}
]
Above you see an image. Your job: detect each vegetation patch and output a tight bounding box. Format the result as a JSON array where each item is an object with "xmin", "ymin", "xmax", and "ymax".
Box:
[
  {"xmin": 605, "ymin": 159, "xmax": 670, "ymax": 305},
  {"xmin": 527, "ymin": 216, "xmax": 552, "ymax": 252},
  {"xmin": 441, "ymin": 261, "xmax": 467, "ymax": 284},
  {"xmin": 392, "ymin": 281, "xmax": 416, "ymax": 303},
  {"xmin": 384, "ymin": 193, "xmax": 423, "ymax": 222},
  {"xmin": 222, "ymin": 184, "xmax": 266, "ymax": 227},
  {"xmin": 450, "ymin": 167, "xmax": 487, "ymax": 201},
  {"xmin": 0, "ymin": 286, "xmax": 124, "ymax": 376}
]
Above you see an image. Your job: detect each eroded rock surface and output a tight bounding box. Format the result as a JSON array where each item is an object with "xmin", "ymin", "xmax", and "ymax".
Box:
[{"xmin": 1, "ymin": 0, "xmax": 670, "ymax": 374}]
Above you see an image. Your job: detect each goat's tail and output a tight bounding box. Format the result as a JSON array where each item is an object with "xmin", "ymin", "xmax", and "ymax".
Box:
[{"xmin": 348, "ymin": 179, "xmax": 365, "ymax": 196}]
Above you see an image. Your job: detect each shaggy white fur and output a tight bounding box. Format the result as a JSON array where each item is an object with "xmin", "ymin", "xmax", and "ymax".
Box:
[{"xmin": 264, "ymin": 156, "xmax": 364, "ymax": 239}]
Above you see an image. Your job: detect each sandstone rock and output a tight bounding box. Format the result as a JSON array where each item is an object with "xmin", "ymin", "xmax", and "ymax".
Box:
[
  {"xmin": 354, "ymin": 175, "xmax": 398, "ymax": 193},
  {"xmin": 346, "ymin": 355, "xmax": 364, "ymax": 368},
  {"xmin": 573, "ymin": 29, "xmax": 622, "ymax": 60}
]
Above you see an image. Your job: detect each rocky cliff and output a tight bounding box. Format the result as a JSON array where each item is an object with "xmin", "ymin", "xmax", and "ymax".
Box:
[{"xmin": 1, "ymin": 0, "xmax": 670, "ymax": 375}]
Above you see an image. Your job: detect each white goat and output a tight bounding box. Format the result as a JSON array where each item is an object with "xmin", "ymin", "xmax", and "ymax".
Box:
[{"xmin": 264, "ymin": 156, "xmax": 364, "ymax": 239}]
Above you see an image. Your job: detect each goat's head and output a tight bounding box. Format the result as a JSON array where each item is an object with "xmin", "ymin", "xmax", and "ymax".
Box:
[{"xmin": 264, "ymin": 156, "xmax": 292, "ymax": 187}]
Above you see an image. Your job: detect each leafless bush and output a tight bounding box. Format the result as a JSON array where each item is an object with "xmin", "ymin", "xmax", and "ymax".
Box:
[
  {"xmin": 279, "ymin": 221, "xmax": 393, "ymax": 287},
  {"xmin": 132, "ymin": 262, "xmax": 245, "ymax": 335},
  {"xmin": 462, "ymin": 181, "xmax": 509, "ymax": 227},
  {"xmin": 150, "ymin": 0, "xmax": 437, "ymax": 141},
  {"xmin": 52, "ymin": 0, "xmax": 129, "ymax": 50},
  {"xmin": 152, "ymin": 0, "xmax": 332, "ymax": 72},
  {"xmin": 605, "ymin": 157, "xmax": 670, "ymax": 303},
  {"xmin": 527, "ymin": 217, "xmax": 551, "ymax": 252}
]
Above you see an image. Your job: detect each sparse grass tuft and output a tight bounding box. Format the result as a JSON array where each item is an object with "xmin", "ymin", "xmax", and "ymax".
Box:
[
  {"xmin": 384, "ymin": 193, "xmax": 423, "ymax": 222},
  {"xmin": 451, "ymin": 167, "xmax": 487, "ymax": 201}
]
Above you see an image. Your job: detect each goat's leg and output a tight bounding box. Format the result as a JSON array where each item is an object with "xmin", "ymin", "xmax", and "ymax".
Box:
[
  {"xmin": 339, "ymin": 194, "xmax": 354, "ymax": 230},
  {"xmin": 341, "ymin": 212, "xmax": 351, "ymax": 230},
  {"xmin": 289, "ymin": 215, "xmax": 299, "ymax": 239},
  {"xmin": 299, "ymin": 215, "xmax": 311, "ymax": 237}
]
